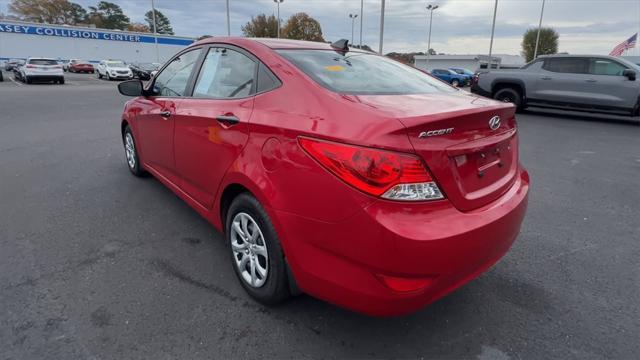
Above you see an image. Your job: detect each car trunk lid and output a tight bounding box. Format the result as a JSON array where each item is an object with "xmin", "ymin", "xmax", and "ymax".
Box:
[{"xmin": 354, "ymin": 92, "xmax": 519, "ymax": 211}]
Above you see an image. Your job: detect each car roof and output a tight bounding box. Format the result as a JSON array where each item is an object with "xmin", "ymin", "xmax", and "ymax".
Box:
[
  {"xmin": 27, "ymin": 57, "xmax": 57, "ymax": 60},
  {"xmin": 538, "ymin": 54, "xmax": 616, "ymax": 59},
  {"xmin": 194, "ymin": 36, "xmax": 346, "ymax": 50}
]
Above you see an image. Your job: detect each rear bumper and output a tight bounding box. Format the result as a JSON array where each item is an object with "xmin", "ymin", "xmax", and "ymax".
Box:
[
  {"xmin": 24, "ymin": 75, "xmax": 64, "ymax": 82},
  {"xmin": 278, "ymin": 167, "xmax": 529, "ymax": 316}
]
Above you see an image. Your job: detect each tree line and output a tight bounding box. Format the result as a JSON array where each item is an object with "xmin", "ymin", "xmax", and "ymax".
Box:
[{"xmin": 2, "ymin": 0, "xmax": 174, "ymax": 35}]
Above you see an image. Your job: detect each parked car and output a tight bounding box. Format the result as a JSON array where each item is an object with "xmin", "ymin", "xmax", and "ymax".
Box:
[
  {"xmin": 68, "ymin": 60, "xmax": 95, "ymax": 73},
  {"xmin": 116, "ymin": 37, "xmax": 529, "ymax": 316},
  {"xmin": 129, "ymin": 62, "xmax": 159, "ymax": 80},
  {"xmin": 63, "ymin": 58, "xmax": 79, "ymax": 72},
  {"xmin": 0, "ymin": 68, "xmax": 3, "ymax": 82},
  {"xmin": 96, "ymin": 60, "xmax": 133, "ymax": 80},
  {"xmin": 12, "ymin": 60, "xmax": 25, "ymax": 81},
  {"xmin": 5, "ymin": 59, "xmax": 22, "ymax": 72},
  {"xmin": 450, "ymin": 67, "xmax": 475, "ymax": 78},
  {"xmin": 430, "ymin": 68, "xmax": 469, "ymax": 87},
  {"xmin": 471, "ymin": 54, "xmax": 640, "ymax": 117},
  {"xmin": 18, "ymin": 57, "xmax": 64, "ymax": 84}
]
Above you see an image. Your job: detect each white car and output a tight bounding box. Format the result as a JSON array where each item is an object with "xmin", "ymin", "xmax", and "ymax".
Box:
[
  {"xmin": 20, "ymin": 57, "xmax": 65, "ymax": 84},
  {"xmin": 63, "ymin": 58, "xmax": 79, "ymax": 72},
  {"xmin": 96, "ymin": 60, "xmax": 133, "ymax": 81}
]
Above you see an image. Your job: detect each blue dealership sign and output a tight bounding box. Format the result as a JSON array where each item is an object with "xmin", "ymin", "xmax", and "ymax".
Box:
[{"xmin": 0, "ymin": 22, "xmax": 193, "ymax": 46}]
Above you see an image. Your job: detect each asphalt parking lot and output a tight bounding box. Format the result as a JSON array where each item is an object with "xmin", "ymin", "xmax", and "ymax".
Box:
[{"xmin": 1, "ymin": 72, "xmax": 639, "ymax": 359}]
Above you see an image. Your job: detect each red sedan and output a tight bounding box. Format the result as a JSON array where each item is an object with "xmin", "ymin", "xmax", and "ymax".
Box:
[
  {"xmin": 68, "ymin": 60, "xmax": 94, "ymax": 73},
  {"xmin": 116, "ymin": 37, "xmax": 529, "ymax": 316}
]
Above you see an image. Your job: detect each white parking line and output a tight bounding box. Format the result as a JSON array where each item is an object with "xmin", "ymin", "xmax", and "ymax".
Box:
[{"xmin": 8, "ymin": 76, "xmax": 23, "ymax": 86}]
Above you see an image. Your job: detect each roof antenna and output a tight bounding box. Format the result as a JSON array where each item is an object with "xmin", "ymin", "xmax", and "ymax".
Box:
[{"xmin": 331, "ymin": 39, "xmax": 349, "ymax": 52}]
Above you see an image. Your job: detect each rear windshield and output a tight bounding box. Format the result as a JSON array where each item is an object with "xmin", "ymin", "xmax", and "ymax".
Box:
[
  {"xmin": 277, "ymin": 50, "xmax": 455, "ymax": 95},
  {"xmin": 106, "ymin": 61, "xmax": 126, "ymax": 67},
  {"xmin": 29, "ymin": 59, "xmax": 58, "ymax": 65}
]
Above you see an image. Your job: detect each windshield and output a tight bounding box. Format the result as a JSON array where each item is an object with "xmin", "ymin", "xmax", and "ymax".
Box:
[
  {"xmin": 277, "ymin": 50, "xmax": 456, "ymax": 95},
  {"xmin": 106, "ymin": 61, "xmax": 126, "ymax": 67}
]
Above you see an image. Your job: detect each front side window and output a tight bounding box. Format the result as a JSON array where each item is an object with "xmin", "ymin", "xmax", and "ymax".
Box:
[
  {"xmin": 153, "ymin": 49, "xmax": 202, "ymax": 97},
  {"xmin": 590, "ymin": 59, "xmax": 628, "ymax": 76},
  {"xmin": 277, "ymin": 50, "xmax": 455, "ymax": 95},
  {"xmin": 542, "ymin": 58, "xmax": 589, "ymax": 74},
  {"xmin": 193, "ymin": 48, "xmax": 257, "ymax": 99}
]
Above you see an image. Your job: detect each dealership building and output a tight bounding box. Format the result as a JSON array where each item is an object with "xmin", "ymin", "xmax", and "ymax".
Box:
[{"xmin": 0, "ymin": 20, "xmax": 195, "ymax": 65}]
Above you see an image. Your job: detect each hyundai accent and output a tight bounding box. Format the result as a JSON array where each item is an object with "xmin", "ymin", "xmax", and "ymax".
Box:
[{"xmin": 117, "ymin": 37, "xmax": 529, "ymax": 316}]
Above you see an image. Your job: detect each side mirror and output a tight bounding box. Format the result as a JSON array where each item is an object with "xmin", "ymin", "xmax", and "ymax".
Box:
[
  {"xmin": 118, "ymin": 80, "xmax": 144, "ymax": 96},
  {"xmin": 623, "ymin": 69, "xmax": 636, "ymax": 81}
]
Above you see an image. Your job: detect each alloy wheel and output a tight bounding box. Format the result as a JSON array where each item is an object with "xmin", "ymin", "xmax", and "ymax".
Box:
[
  {"xmin": 230, "ymin": 212, "xmax": 269, "ymax": 288},
  {"xmin": 124, "ymin": 133, "xmax": 136, "ymax": 169}
]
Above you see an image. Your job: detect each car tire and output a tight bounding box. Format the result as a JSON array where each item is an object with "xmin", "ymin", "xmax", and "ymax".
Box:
[
  {"xmin": 494, "ymin": 88, "xmax": 523, "ymax": 111},
  {"xmin": 106, "ymin": 73, "xmax": 111, "ymax": 81},
  {"xmin": 97, "ymin": 72, "xmax": 102, "ymax": 79},
  {"xmin": 59, "ymin": 78, "xmax": 65, "ymax": 85},
  {"xmin": 25, "ymin": 76, "xmax": 32, "ymax": 84},
  {"xmin": 226, "ymin": 193, "xmax": 290, "ymax": 305},
  {"xmin": 451, "ymin": 79, "xmax": 460, "ymax": 87},
  {"xmin": 123, "ymin": 125, "xmax": 146, "ymax": 177}
]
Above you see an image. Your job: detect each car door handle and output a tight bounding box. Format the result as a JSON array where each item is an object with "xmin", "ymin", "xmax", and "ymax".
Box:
[
  {"xmin": 585, "ymin": 79, "xmax": 597, "ymax": 83},
  {"xmin": 540, "ymin": 76, "xmax": 552, "ymax": 80},
  {"xmin": 215, "ymin": 115, "xmax": 240, "ymax": 125},
  {"xmin": 159, "ymin": 110, "xmax": 171, "ymax": 118}
]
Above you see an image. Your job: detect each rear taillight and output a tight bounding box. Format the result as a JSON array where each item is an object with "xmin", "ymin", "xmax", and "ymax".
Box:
[
  {"xmin": 54, "ymin": 65, "xmax": 62, "ymax": 69},
  {"xmin": 298, "ymin": 137, "xmax": 444, "ymax": 201},
  {"xmin": 26, "ymin": 64, "xmax": 36, "ymax": 68}
]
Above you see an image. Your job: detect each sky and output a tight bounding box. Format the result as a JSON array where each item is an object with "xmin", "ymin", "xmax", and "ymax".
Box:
[{"xmin": 1, "ymin": 0, "xmax": 639, "ymax": 56}]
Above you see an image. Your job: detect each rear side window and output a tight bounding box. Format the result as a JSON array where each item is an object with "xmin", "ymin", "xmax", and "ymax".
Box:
[
  {"xmin": 589, "ymin": 59, "xmax": 628, "ymax": 76},
  {"xmin": 543, "ymin": 58, "xmax": 589, "ymax": 74},
  {"xmin": 29, "ymin": 59, "xmax": 57, "ymax": 65},
  {"xmin": 193, "ymin": 47, "xmax": 257, "ymax": 99},
  {"xmin": 153, "ymin": 49, "xmax": 202, "ymax": 97},
  {"xmin": 277, "ymin": 50, "xmax": 455, "ymax": 95}
]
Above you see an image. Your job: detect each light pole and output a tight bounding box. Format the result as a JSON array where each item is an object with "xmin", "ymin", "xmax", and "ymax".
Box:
[
  {"xmin": 488, "ymin": 0, "xmax": 498, "ymax": 69},
  {"xmin": 378, "ymin": 0, "xmax": 385, "ymax": 54},
  {"xmin": 533, "ymin": 0, "xmax": 546, "ymax": 59},
  {"xmin": 349, "ymin": 14, "xmax": 358, "ymax": 45},
  {"xmin": 426, "ymin": 4, "xmax": 439, "ymax": 66},
  {"xmin": 226, "ymin": 0, "xmax": 230, "ymax": 36},
  {"xmin": 151, "ymin": 0, "xmax": 159, "ymax": 62},
  {"xmin": 274, "ymin": 0, "xmax": 284, "ymax": 38},
  {"xmin": 359, "ymin": 0, "xmax": 363, "ymax": 48}
]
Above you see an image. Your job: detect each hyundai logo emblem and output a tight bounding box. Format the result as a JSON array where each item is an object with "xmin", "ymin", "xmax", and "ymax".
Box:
[{"xmin": 489, "ymin": 116, "xmax": 501, "ymax": 131}]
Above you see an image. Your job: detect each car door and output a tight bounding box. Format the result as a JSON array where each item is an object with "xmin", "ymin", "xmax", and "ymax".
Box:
[
  {"xmin": 135, "ymin": 48, "xmax": 203, "ymax": 183},
  {"xmin": 173, "ymin": 46, "xmax": 260, "ymax": 209},
  {"xmin": 584, "ymin": 57, "xmax": 638, "ymax": 110},
  {"xmin": 532, "ymin": 57, "xmax": 590, "ymax": 104}
]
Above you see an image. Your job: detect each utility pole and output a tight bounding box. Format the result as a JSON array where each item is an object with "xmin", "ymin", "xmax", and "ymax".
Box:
[
  {"xmin": 426, "ymin": 4, "xmax": 439, "ymax": 66},
  {"xmin": 274, "ymin": 0, "xmax": 284, "ymax": 38},
  {"xmin": 488, "ymin": 0, "xmax": 498, "ymax": 69},
  {"xmin": 151, "ymin": 0, "xmax": 159, "ymax": 62},
  {"xmin": 533, "ymin": 0, "xmax": 546, "ymax": 59},
  {"xmin": 359, "ymin": 0, "xmax": 363, "ymax": 48},
  {"xmin": 226, "ymin": 0, "xmax": 230, "ymax": 36},
  {"xmin": 349, "ymin": 14, "xmax": 358, "ymax": 45},
  {"xmin": 378, "ymin": 0, "xmax": 385, "ymax": 54}
]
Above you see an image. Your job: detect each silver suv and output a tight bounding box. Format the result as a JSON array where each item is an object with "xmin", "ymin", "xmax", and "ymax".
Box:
[{"xmin": 471, "ymin": 55, "xmax": 639, "ymax": 117}]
